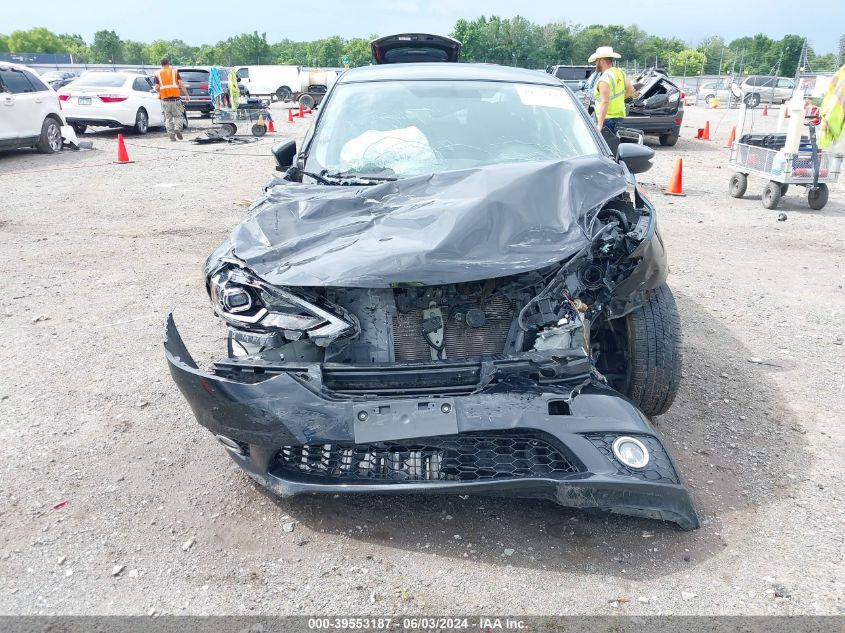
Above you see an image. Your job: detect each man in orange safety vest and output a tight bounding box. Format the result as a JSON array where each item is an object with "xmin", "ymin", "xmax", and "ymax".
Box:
[{"xmin": 154, "ymin": 57, "xmax": 189, "ymax": 141}]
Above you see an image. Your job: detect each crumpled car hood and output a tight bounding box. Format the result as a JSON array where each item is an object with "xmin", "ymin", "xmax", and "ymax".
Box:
[{"xmin": 210, "ymin": 156, "xmax": 628, "ymax": 288}]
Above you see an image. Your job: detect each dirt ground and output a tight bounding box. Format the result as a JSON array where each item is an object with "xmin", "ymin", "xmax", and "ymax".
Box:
[{"xmin": 0, "ymin": 101, "xmax": 843, "ymax": 616}]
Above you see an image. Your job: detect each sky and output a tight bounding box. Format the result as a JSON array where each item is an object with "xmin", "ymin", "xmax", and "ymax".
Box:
[{"xmin": 4, "ymin": 0, "xmax": 843, "ymax": 54}]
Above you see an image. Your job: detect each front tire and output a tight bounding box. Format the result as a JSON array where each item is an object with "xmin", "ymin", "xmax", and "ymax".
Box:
[
  {"xmin": 623, "ymin": 284, "xmax": 683, "ymax": 417},
  {"xmin": 807, "ymin": 184, "xmax": 829, "ymax": 210},
  {"xmin": 729, "ymin": 173, "xmax": 747, "ymax": 198},
  {"xmin": 762, "ymin": 181, "xmax": 781, "ymax": 209},
  {"xmin": 134, "ymin": 108, "xmax": 149, "ymax": 134},
  {"xmin": 744, "ymin": 93, "xmax": 760, "ymax": 108},
  {"xmin": 36, "ymin": 117, "xmax": 63, "ymax": 154},
  {"xmin": 298, "ymin": 93, "xmax": 316, "ymax": 109}
]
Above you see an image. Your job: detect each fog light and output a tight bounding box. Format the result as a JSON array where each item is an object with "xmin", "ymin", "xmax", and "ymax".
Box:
[
  {"xmin": 216, "ymin": 434, "xmax": 245, "ymax": 455},
  {"xmin": 612, "ymin": 436, "xmax": 649, "ymax": 469}
]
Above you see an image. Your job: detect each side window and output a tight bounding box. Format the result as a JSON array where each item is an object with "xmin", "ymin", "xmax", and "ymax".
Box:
[
  {"xmin": 236, "ymin": 68, "xmax": 249, "ymax": 80},
  {"xmin": 22, "ymin": 70, "xmax": 48, "ymax": 91},
  {"xmin": 0, "ymin": 68, "xmax": 36, "ymax": 94},
  {"xmin": 133, "ymin": 77, "xmax": 150, "ymax": 91},
  {"xmin": 777, "ymin": 79, "xmax": 794, "ymax": 89},
  {"xmin": 748, "ymin": 77, "xmax": 760, "ymax": 86}
]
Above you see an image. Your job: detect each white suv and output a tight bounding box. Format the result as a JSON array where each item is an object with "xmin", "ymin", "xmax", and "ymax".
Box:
[{"xmin": 0, "ymin": 62, "xmax": 65, "ymax": 153}]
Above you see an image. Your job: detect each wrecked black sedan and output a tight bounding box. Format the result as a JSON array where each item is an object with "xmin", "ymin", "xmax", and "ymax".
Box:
[
  {"xmin": 165, "ymin": 62, "xmax": 699, "ymax": 529},
  {"xmin": 578, "ymin": 67, "xmax": 685, "ymax": 147}
]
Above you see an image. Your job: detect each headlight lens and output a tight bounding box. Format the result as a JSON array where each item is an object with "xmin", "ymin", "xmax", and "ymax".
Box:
[
  {"xmin": 208, "ymin": 267, "xmax": 355, "ymax": 345},
  {"xmin": 612, "ymin": 436, "xmax": 650, "ymax": 469}
]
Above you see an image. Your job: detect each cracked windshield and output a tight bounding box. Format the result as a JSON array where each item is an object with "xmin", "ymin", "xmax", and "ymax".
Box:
[{"xmin": 308, "ymin": 80, "xmax": 600, "ymax": 179}]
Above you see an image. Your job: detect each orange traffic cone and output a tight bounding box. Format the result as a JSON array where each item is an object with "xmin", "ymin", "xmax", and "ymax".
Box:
[
  {"xmin": 267, "ymin": 117, "xmax": 275, "ymax": 133},
  {"xmin": 115, "ymin": 133, "xmax": 132, "ymax": 164},
  {"xmin": 696, "ymin": 121, "xmax": 710, "ymax": 140},
  {"xmin": 665, "ymin": 158, "xmax": 685, "ymax": 196},
  {"xmin": 298, "ymin": 102, "xmax": 304, "ymax": 117},
  {"xmin": 762, "ymin": 103, "xmax": 768, "ymax": 116},
  {"xmin": 288, "ymin": 107, "xmax": 294, "ymax": 123},
  {"xmin": 725, "ymin": 126, "xmax": 736, "ymax": 149}
]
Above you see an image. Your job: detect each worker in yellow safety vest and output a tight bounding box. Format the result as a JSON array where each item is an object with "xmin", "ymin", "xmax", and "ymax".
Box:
[
  {"xmin": 819, "ymin": 63, "xmax": 845, "ymax": 151},
  {"xmin": 588, "ymin": 46, "xmax": 635, "ymax": 135},
  {"xmin": 154, "ymin": 57, "xmax": 189, "ymax": 141}
]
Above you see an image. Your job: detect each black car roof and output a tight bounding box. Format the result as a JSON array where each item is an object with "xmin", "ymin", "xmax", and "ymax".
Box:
[{"xmin": 338, "ymin": 63, "xmax": 564, "ymax": 86}]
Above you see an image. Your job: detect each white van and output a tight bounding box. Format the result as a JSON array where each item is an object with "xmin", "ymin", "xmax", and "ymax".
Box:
[{"xmin": 234, "ymin": 65, "xmax": 301, "ymax": 101}]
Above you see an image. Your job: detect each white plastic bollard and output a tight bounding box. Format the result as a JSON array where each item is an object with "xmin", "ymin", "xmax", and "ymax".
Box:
[{"xmin": 783, "ymin": 93, "xmax": 805, "ymax": 155}]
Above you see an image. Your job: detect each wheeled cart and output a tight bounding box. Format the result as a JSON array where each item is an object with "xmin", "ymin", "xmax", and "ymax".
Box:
[
  {"xmin": 728, "ymin": 123, "xmax": 842, "ymax": 210},
  {"xmin": 209, "ymin": 105, "xmax": 270, "ymax": 138}
]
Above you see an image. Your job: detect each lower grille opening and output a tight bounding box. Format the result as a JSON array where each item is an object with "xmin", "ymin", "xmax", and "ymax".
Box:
[{"xmin": 270, "ymin": 431, "xmax": 582, "ymax": 483}]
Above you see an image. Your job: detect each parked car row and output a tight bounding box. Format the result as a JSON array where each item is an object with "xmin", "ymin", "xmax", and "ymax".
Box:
[
  {"xmin": 688, "ymin": 75, "xmax": 797, "ymax": 107},
  {"xmin": 1, "ymin": 61, "xmax": 198, "ymax": 154}
]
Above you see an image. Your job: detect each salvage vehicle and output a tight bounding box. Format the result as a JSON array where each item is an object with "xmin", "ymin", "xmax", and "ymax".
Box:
[
  {"xmin": 579, "ymin": 67, "xmax": 684, "ymax": 146},
  {"xmin": 165, "ymin": 59, "xmax": 699, "ymax": 529}
]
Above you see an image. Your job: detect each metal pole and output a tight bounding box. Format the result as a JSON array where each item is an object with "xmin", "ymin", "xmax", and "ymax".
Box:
[{"xmin": 717, "ymin": 47, "xmax": 724, "ymax": 85}]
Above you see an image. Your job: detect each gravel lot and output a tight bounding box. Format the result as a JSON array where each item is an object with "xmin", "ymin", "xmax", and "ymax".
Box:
[{"xmin": 0, "ymin": 102, "xmax": 843, "ymax": 616}]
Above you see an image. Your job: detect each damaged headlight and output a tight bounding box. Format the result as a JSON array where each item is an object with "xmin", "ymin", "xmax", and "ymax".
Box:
[{"xmin": 208, "ymin": 267, "xmax": 357, "ymax": 345}]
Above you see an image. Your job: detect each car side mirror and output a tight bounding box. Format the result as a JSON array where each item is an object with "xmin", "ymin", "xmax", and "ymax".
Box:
[
  {"xmin": 271, "ymin": 140, "xmax": 297, "ymax": 171},
  {"xmin": 616, "ymin": 142, "xmax": 654, "ymax": 174}
]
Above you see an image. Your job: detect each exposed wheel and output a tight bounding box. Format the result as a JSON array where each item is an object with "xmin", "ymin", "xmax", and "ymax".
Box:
[
  {"xmin": 780, "ymin": 183, "xmax": 789, "ymax": 196},
  {"xmin": 807, "ymin": 184, "xmax": 829, "ymax": 210},
  {"xmin": 762, "ymin": 181, "xmax": 781, "ymax": 209},
  {"xmin": 298, "ymin": 93, "xmax": 315, "ymax": 109},
  {"xmin": 134, "ymin": 108, "xmax": 149, "ymax": 134},
  {"xmin": 72, "ymin": 123, "xmax": 87, "ymax": 134},
  {"xmin": 729, "ymin": 172, "xmax": 748, "ymax": 198},
  {"xmin": 704, "ymin": 94, "xmax": 715, "ymax": 105},
  {"xmin": 624, "ymin": 284, "xmax": 682, "ymax": 416},
  {"xmin": 220, "ymin": 123, "xmax": 237, "ymax": 137},
  {"xmin": 251, "ymin": 123, "xmax": 267, "ymax": 137},
  {"xmin": 744, "ymin": 93, "xmax": 760, "ymax": 108},
  {"xmin": 593, "ymin": 284, "xmax": 682, "ymax": 417},
  {"xmin": 659, "ymin": 131, "xmax": 679, "ymax": 147},
  {"xmin": 275, "ymin": 86, "xmax": 292, "ymax": 101},
  {"xmin": 36, "ymin": 117, "xmax": 63, "ymax": 154}
]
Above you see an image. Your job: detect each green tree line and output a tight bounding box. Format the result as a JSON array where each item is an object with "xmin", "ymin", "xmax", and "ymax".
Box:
[{"xmin": 0, "ymin": 21, "xmax": 840, "ymax": 75}]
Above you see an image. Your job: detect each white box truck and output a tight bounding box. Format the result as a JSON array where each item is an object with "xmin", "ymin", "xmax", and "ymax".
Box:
[{"xmin": 234, "ymin": 65, "xmax": 301, "ymax": 101}]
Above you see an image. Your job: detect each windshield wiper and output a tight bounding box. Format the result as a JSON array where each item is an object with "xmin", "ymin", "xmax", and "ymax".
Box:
[
  {"xmin": 323, "ymin": 169, "xmax": 398, "ymax": 185},
  {"xmin": 284, "ymin": 166, "xmax": 334, "ymax": 185}
]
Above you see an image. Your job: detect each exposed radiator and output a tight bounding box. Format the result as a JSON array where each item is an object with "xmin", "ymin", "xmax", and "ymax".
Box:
[{"xmin": 392, "ymin": 295, "xmax": 514, "ymax": 361}]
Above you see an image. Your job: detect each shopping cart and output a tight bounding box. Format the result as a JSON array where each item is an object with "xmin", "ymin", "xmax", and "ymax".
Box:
[
  {"xmin": 209, "ymin": 104, "xmax": 270, "ymax": 137},
  {"xmin": 728, "ymin": 123, "xmax": 842, "ymax": 210}
]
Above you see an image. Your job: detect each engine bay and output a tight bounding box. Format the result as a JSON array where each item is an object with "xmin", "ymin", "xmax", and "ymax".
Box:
[{"xmin": 217, "ymin": 193, "xmax": 653, "ymax": 372}]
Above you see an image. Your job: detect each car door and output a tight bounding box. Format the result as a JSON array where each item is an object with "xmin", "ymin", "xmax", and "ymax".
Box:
[
  {"xmin": 776, "ymin": 78, "xmax": 795, "ymax": 103},
  {"xmin": 0, "ymin": 66, "xmax": 42, "ymax": 144},
  {"xmin": 133, "ymin": 76, "xmax": 163, "ymax": 125},
  {"xmin": 21, "ymin": 68, "xmax": 59, "ymax": 128}
]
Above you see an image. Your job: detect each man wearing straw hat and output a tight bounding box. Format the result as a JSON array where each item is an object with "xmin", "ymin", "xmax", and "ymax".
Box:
[{"xmin": 588, "ymin": 46, "xmax": 635, "ymax": 135}]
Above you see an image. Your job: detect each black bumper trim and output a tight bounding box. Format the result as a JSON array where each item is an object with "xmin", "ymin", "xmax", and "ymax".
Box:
[{"xmin": 164, "ymin": 313, "xmax": 700, "ymax": 530}]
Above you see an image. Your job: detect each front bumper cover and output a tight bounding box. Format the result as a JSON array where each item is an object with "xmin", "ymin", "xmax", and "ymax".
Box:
[{"xmin": 164, "ymin": 314, "xmax": 699, "ymax": 530}]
